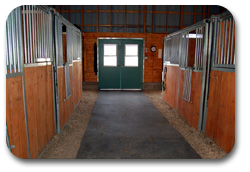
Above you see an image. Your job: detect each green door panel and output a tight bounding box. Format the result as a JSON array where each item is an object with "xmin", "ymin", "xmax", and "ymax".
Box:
[
  {"xmin": 120, "ymin": 39, "xmax": 143, "ymax": 89},
  {"xmin": 98, "ymin": 39, "xmax": 143, "ymax": 90}
]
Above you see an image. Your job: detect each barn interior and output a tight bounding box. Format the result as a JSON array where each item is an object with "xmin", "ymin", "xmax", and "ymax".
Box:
[{"xmin": 5, "ymin": 5, "xmax": 235, "ymax": 159}]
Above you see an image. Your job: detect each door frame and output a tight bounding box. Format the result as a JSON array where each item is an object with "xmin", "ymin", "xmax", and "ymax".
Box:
[{"xmin": 97, "ymin": 38, "xmax": 145, "ymax": 90}]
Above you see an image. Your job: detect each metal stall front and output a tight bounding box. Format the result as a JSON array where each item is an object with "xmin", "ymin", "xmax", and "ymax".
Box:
[
  {"xmin": 163, "ymin": 19, "xmax": 210, "ymax": 131},
  {"xmin": 6, "ymin": 5, "xmax": 83, "ymax": 159},
  {"xmin": 162, "ymin": 11, "xmax": 235, "ymax": 153}
]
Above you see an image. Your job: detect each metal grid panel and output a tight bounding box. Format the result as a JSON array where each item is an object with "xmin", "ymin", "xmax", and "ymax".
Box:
[
  {"xmin": 182, "ymin": 67, "xmax": 192, "ymax": 102},
  {"xmin": 6, "ymin": 6, "xmax": 23, "ymax": 74},
  {"xmin": 212, "ymin": 12, "xmax": 235, "ymax": 69},
  {"xmin": 22, "ymin": 5, "xmax": 52, "ymax": 64}
]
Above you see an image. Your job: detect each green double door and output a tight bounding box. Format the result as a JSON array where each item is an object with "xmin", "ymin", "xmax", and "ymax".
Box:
[{"xmin": 98, "ymin": 39, "xmax": 143, "ymax": 90}]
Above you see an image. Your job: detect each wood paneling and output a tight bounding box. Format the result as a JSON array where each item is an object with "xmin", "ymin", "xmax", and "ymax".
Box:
[
  {"xmin": 24, "ymin": 65, "xmax": 56, "ymax": 158},
  {"xmin": 83, "ymin": 32, "xmax": 165, "ymax": 83},
  {"xmin": 58, "ymin": 66, "xmax": 74, "ymax": 129},
  {"xmin": 163, "ymin": 65, "xmax": 179, "ymax": 111},
  {"xmin": 6, "ymin": 76, "xmax": 29, "ymax": 158},
  {"xmin": 73, "ymin": 61, "xmax": 82, "ymax": 108},
  {"xmin": 205, "ymin": 70, "xmax": 235, "ymax": 153},
  {"xmin": 177, "ymin": 70, "xmax": 202, "ymax": 129}
]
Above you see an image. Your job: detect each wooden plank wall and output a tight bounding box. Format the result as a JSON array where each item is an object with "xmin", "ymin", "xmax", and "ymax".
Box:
[
  {"xmin": 177, "ymin": 70, "xmax": 202, "ymax": 130},
  {"xmin": 163, "ymin": 65, "xmax": 179, "ymax": 111},
  {"xmin": 6, "ymin": 76, "xmax": 29, "ymax": 158},
  {"xmin": 57, "ymin": 66, "xmax": 74, "ymax": 129},
  {"xmin": 73, "ymin": 61, "xmax": 82, "ymax": 108},
  {"xmin": 24, "ymin": 65, "xmax": 56, "ymax": 159},
  {"xmin": 205, "ymin": 70, "xmax": 235, "ymax": 153},
  {"xmin": 83, "ymin": 32, "xmax": 165, "ymax": 83}
]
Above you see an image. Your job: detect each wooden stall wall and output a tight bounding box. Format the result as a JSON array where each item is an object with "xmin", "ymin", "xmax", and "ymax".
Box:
[
  {"xmin": 205, "ymin": 70, "xmax": 235, "ymax": 153},
  {"xmin": 177, "ymin": 70, "xmax": 202, "ymax": 130},
  {"xmin": 6, "ymin": 76, "xmax": 29, "ymax": 158},
  {"xmin": 57, "ymin": 66, "xmax": 74, "ymax": 129},
  {"xmin": 83, "ymin": 32, "xmax": 165, "ymax": 83},
  {"xmin": 73, "ymin": 61, "xmax": 82, "ymax": 108},
  {"xmin": 163, "ymin": 65, "xmax": 179, "ymax": 111},
  {"xmin": 24, "ymin": 65, "xmax": 56, "ymax": 159}
]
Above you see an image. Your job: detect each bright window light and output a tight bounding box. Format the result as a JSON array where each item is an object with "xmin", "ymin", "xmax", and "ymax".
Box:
[
  {"xmin": 104, "ymin": 44, "xmax": 117, "ymax": 56},
  {"xmin": 125, "ymin": 44, "xmax": 138, "ymax": 67},
  {"xmin": 104, "ymin": 56, "xmax": 117, "ymax": 66},
  {"xmin": 125, "ymin": 44, "xmax": 138, "ymax": 56},
  {"xmin": 125, "ymin": 56, "xmax": 138, "ymax": 67}
]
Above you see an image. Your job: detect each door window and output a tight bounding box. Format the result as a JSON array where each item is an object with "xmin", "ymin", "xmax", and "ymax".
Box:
[
  {"xmin": 124, "ymin": 44, "xmax": 138, "ymax": 67},
  {"xmin": 103, "ymin": 44, "xmax": 117, "ymax": 66}
]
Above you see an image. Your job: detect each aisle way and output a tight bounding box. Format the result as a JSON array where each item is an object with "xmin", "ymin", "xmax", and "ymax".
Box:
[{"xmin": 76, "ymin": 91, "xmax": 201, "ymax": 159}]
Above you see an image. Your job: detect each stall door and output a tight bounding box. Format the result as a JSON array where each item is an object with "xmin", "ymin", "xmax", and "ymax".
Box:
[{"xmin": 98, "ymin": 39, "xmax": 143, "ymax": 90}]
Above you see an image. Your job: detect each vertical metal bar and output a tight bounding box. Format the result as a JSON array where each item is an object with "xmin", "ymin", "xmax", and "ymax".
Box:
[
  {"xmin": 43, "ymin": 12, "xmax": 45, "ymax": 59},
  {"xmin": 37, "ymin": 9, "xmax": 41, "ymax": 58},
  {"xmin": 11, "ymin": 10, "xmax": 17, "ymax": 73},
  {"xmin": 26, "ymin": 5, "xmax": 30, "ymax": 63},
  {"xmin": 202, "ymin": 19, "xmax": 213, "ymax": 132},
  {"xmin": 186, "ymin": 32, "xmax": 189, "ymax": 67},
  {"xmin": 223, "ymin": 19, "xmax": 228, "ymax": 64},
  {"xmin": 34, "ymin": 7, "xmax": 38, "ymax": 60},
  {"xmin": 230, "ymin": 19, "xmax": 235, "ymax": 65},
  {"xmin": 19, "ymin": 6, "xmax": 31, "ymax": 158},
  {"xmin": 197, "ymin": 28, "xmax": 201, "ymax": 69},
  {"xmin": 215, "ymin": 19, "xmax": 220, "ymax": 65},
  {"xmin": 41, "ymin": 11, "xmax": 43, "ymax": 58},
  {"xmin": 16, "ymin": 8, "xmax": 20, "ymax": 72},
  {"xmin": 195, "ymin": 28, "xmax": 198, "ymax": 69},
  {"xmin": 7, "ymin": 13, "xmax": 13, "ymax": 73},
  {"xmin": 189, "ymin": 69, "xmax": 192, "ymax": 101},
  {"xmin": 23, "ymin": 6, "xmax": 27, "ymax": 64},
  {"xmin": 220, "ymin": 20, "xmax": 225, "ymax": 64},
  {"xmin": 46, "ymin": 14, "xmax": 48, "ymax": 59},
  {"xmin": 6, "ymin": 22, "xmax": 9, "ymax": 74},
  {"xmin": 200, "ymin": 27, "xmax": 203, "ymax": 69},
  {"xmin": 32, "ymin": 6, "xmax": 35, "ymax": 62},
  {"xmin": 226, "ymin": 19, "xmax": 231, "ymax": 65},
  {"xmin": 29, "ymin": 5, "xmax": 33, "ymax": 63},
  {"xmin": 41, "ymin": 11, "xmax": 43, "ymax": 59},
  {"xmin": 217, "ymin": 21, "xmax": 222, "ymax": 64},
  {"xmin": 200, "ymin": 26, "xmax": 204, "ymax": 69},
  {"xmin": 18, "ymin": 7, "xmax": 24, "ymax": 72},
  {"xmin": 234, "ymin": 51, "xmax": 235, "ymax": 65},
  {"xmin": 198, "ymin": 22, "xmax": 209, "ymax": 131}
]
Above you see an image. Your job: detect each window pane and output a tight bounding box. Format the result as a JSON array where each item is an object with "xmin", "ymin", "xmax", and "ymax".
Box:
[
  {"xmin": 104, "ymin": 56, "xmax": 117, "ymax": 66},
  {"xmin": 104, "ymin": 44, "xmax": 117, "ymax": 56},
  {"xmin": 125, "ymin": 56, "xmax": 138, "ymax": 67},
  {"xmin": 125, "ymin": 44, "xmax": 138, "ymax": 56}
]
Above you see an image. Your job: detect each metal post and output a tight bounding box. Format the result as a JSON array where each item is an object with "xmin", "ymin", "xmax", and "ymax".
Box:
[
  {"xmin": 195, "ymin": 28, "xmax": 198, "ymax": 69},
  {"xmin": 215, "ymin": 18, "xmax": 220, "ymax": 65},
  {"xmin": 202, "ymin": 21, "xmax": 213, "ymax": 132},
  {"xmin": 218, "ymin": 21, "xmax": 222, "ymax": 64},
  {"xmin": 223, "ymin": 19, "xmax": 228, "ymax": 64},
  {"xmin": 230, "ymin": 20, "xmax": 235, "ymax": 65},
  {"xmin": 226, "ymin": 19, "xmax": 231, "ymax": 65},
  {"xmin": 7, "ymin": 14, "xmax": 13, "ymax": 73},
  {"xmin": 11, "ymin": 10, "xmax": 17, "ymax": 73},
  {"xmin": 20, "ymin": 6, "xmax": 31, "ymax": 158},
  {"xmin": 5, "ymin": 20, "xmax": 10, "ymax": 74},
  {"xmin": 23, "ymin": 6, "xmax": 27, "ymax": 64},
  {"xmin": 220, "ymin": 20, "xmax": 225, "ymax": 64},
  {"xmin": 198, "ymin": 22, "xmax": 209, "ymax": 131}
]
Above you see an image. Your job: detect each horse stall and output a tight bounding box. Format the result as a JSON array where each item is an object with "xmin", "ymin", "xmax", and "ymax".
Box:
[
  {"xmin": 162, "ymin": 11, "xmax": 235, "ymax": 153},
  {"xmin": 54, "ymin": 11, "xmax": 82, "ymax": 132},
  {"xmin": 6, "ymin": 5, "xmax": 82, "ymax": 159}
]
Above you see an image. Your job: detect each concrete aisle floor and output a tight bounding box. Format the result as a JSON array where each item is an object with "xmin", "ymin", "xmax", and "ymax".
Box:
[{"xmin": 76, "ymin": 91, "xmax": 201, "ymax": 159}]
